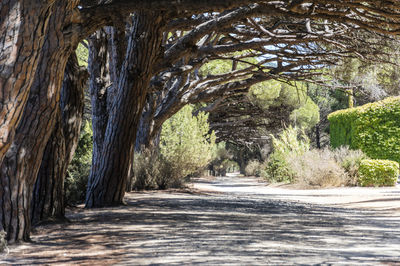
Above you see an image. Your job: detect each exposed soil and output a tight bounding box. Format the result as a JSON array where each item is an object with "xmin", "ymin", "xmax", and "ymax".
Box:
[{"xmin": 2, "ymin": 175, "xmax": 400, "ymax": 265}]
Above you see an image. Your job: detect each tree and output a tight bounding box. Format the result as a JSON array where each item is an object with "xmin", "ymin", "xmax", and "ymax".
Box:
[
  {"xmin": 160, "ymin": 105, "xmax": 216, "ymax": 178},
  {"xmin": 2, "ymin": 0, "xmax": 400, "ymax": 243},
  {"xmin": 0, "ymin": 0, "xmax": 86, "ymax": 242},
  {"xmin": 1, "ymin": 0, "xmax": 268, "ymax": 243},
  {"xmin": 87, "ymin": 5, "xmax": 351, "ymax": 208},
  {"xmin": 0, "ymin": 1, "xmax": 53, "ymax": 165},
  {"xmin": 134, "ymin": 13, "xmax": 353, "ymax": 151},
  {"xmin": 31, "ymin": 53, "xmax": 88, "ymax": 225}
]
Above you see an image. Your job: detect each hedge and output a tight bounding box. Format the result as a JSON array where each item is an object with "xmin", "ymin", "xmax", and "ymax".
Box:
[
  {"xmin": 358, "ymin": 159, "xmax": 399, "ymax": 187},
  {"xmin": 328, "ymin": 96, "xmax": 400, "ymax": 163}
]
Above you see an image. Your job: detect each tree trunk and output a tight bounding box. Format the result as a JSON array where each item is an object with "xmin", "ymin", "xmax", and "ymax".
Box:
[
  {"xmin": 0, "ymin": 1, "xmax": 80, "ymax": 242},
  {"xmin": 135, "ymin": 94, "xmax": 159, "ymax": 152},
  {"xmin": 87, "ymin": 29, "xmax": 111, "ymax": 192},
  {"xmin": 86, "ymin": 12, "xmax": 166, "ymax": 207},
  {"xmin": 31, "ymin": 54, "xmax": 88, "ymax": 225},
  {"xmin": 0, "ymin": 1, "xmax": 53, "ymax": 164},
  {"xmin": 31, "ymin": 113, "xmax": 66, "ymax": 225},
  {"xmin": 315, "ymin": 123, "xmax": 321, "ymax": 149}
]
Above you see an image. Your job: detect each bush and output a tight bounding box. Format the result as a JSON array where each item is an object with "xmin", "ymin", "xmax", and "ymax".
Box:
[
  {"xmin": 0, "ymin": 230, "xmax": 6, "ymax": 253},
  {"xmin": 132, "ymin": 150, "xmax": 179, "ymax": 190},
  {"xmin": 328, "ymin": 96, "xmax": 400, "ymax": 163},
  {"xmin": 270, "ymin": 126, "xmax": 310, "ymax": 156},
  {"xmin": 262, "ymin": 126, "xmax": 309, "ymax": 183},
  {"xmin": 263, "ymin": 153, "xmax": 294, "ymax": 182},
  {"xmin": 288, "ymin": 149, "xmax": 348, "ymax": 188},
  {"xmin": 245, "ymin": 160, "xmax": 262, "ymax": 177},
  {"xmin": 333, "ymin": 146, "xmax": 369, "ymax": 186},
  {"xmin": 132, "ymin": 105, "xmax": 216, "ymax": 190},
  {"xmin": 160, "ymin": 105, "xmax": 216, "ymax": 178},
  {"xmin": 358, "ymin": 159, "xmax": 399, "ymax": 187},
  {"xmin": 65, "ymin": 121, "xmax": 93, "ymax": 205}
]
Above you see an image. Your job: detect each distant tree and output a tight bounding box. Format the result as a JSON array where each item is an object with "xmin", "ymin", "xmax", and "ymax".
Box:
[{"xmin": 160, "ymin": 105, "xmax": 216, "ymax": 178}]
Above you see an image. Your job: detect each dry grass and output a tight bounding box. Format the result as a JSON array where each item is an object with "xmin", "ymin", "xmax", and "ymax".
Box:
[{"xmin": 288, "ymin": 149, "xmax": 348, "ymax": 188}]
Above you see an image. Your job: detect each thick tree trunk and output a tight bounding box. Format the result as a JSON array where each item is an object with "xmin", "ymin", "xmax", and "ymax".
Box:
[
  {"xmin": 0, "ymin": 1, "xmax": 80, "ymax": 242},
  {"xmin": 31, "ymin": 114, "xmax": 66, "ymax": 225},
  {"xmin": 31, "ymin": 54, "xmax": 88, "ymax": 225},
  {"xmin": 86, "ymin": 12, "xmax": 166, "ymax": 207},
  {"xmin": 0, "ymin": 1, "xmax": 53, "ymax": 164},
  {"xmin": 87, "ymin": 29, "xmax": 111, "ymax": 192}
]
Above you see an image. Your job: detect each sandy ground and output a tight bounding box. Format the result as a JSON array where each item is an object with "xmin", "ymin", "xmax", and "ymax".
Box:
[
  {"xmin": 195, "ymin": 174, "xmax": 400, "ymax": 212},
  {"xmin": 2, "ymin": 175, "xmax": 400, "ymax": 265}
]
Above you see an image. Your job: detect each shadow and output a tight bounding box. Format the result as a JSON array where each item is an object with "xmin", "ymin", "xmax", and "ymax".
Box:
[{"xmin": 3, "ymin": 191, "xmax": 400, "ymax": 265}]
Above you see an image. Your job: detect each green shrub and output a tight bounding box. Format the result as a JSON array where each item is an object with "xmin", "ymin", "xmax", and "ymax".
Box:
[
  {"xmin": 358, "ymin": 159, "xmax": 399, "ymax": 187},
  {"xmin": 263, "ymin": 128, "xmax": 366, "ymax": 187},
  {"xmin": 65, "ymin": 121, "xmax": 93, "ymax": 205},
  {"xmin": 0, "ymin": 230, "xmax": 6, "ymax": 253},
  {"xmin": 262, "ymin": 126, "xmax": 308, "ymax": 183},
  {"xmin": 333, "ymin": 146, "xmax": 369, "ymax": 186},
  {"xmin": 132, "ymin": 105, "xmax": 216, "ymax": 190},
  {"xmin": 160, "ymin": 105, "xmax": 216, "ymax": 178},
  {"xmin": 263, "ymin": 153, "xmax": 294, "ymax": 182},
  {"xmin": 245, "ymin": 160, "xmax": 262, "ymax": 177},
  {"xmin": 132, "ymin": 150, "xmax": 178, "ymax": 190},
  {"xmin": 270, "ymin": 126, "xmax": 310, "ymax": 156},
  {"xmin": 328, "ymin": 96, "xmax": 400, "ymax": 163}
]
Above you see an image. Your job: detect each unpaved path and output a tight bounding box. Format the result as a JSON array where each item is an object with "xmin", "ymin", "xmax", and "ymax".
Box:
[
  {"xmin": 2, "ymin": 175, "xmax": 400, "ymax": 265},
  {"xmin": 195, "ymin": 174, "xmax": 400, "ymax": 211}
]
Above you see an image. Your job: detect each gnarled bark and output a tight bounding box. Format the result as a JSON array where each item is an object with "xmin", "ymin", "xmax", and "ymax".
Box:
[
  {"xmin": 86, "ymin": 28, "xmax": 112, "ymax": 193},
  {"xmin": 31, "ymin": 54, "xmax": 88, "ymax": 225},
  {"xmin": 86, "ymin": 12, "xmax": 166, "ymax": 207},
  {"xmin": 0, "ymin": 1, "xmax": 81, "ymax": 242},
  {"xmin": 0, "ymin": 1, "xmax": 53, "ymax": 164}
]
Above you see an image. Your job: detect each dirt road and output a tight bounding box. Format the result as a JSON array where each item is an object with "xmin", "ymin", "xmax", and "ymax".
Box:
[{"xmin": 2, "ymin": 175, "xmax": 400, "ymax": 265}]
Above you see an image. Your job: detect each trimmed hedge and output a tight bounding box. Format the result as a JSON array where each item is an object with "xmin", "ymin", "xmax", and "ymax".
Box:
[
  {"xmin": 328, "ymin": 97, "xmax": 400, "ymax": 163},
  {"xmin": 358, "ymin": 159, "xmax": 399, "ymax": 187}
]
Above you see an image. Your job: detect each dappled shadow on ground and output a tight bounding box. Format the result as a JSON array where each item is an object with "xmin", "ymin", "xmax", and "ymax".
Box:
[{"xmin": 2, "ymin": 191, "xmax": 400, "ymax": 265}]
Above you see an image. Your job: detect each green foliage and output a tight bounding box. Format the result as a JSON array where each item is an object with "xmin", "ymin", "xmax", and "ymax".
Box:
[
  {"xmin": 0, "ymin": 230, "xmax": 6, "ymax": 253},
  {"xmin": 160, "ymin": 105, "xmax": 216, "ymax": 178},
  {"xmin": 262, "ymin": 128, "xmax": 367, "ymax": 187},
  {"xmin": 132, "ymin": 105, "xmax": 216, "ymax": 190},
  {"xmin": 271, "ymin": 126, "xmax": 310, "ymax": 156},
  {"xmin": 249, "ymin": 81, "xmax": 320, "ymax": 131},
  {"xmin": 199, "ymin": 59, "xmax": 233, "ymax": 76},
  {"xmin": 199, "ymin": 52, "xmax": 258, "ymax": 77},
  {"xmin": 263, "ymin": 126, "xmax": 309, "ymax": 183},
  {"xmin": 333, "ymin": 146, "xmax": 369, "ymax": 186},
  {"xmin": 358, "ymin": 159, "xmax": 399, "ymax": 187},
  {"xmin": 132, "ymin": 150, "xmax": 177, "ymax": 190},
  {"xmin": 244, "ymin": 160, "xmax": 262, "ymax": 177},
  {"xmin": 290, "ymin": 99, "xmax": 320, "ymax": 131},
  {"xmin": 209, "ymin": 142, "xmax": 238, "ymax": 176},
  {"xmin": 249, "ymin": 80, "xmax": 282, "ymax": 107},
  {"xmin": 65, "ymin": 122, "xmax": 93, "ymax": 205},
  {"xmin": 328, "ymin": 96, "xmax": 400, "ymax": 163},
  {"xmin": 76, "ymin": 42, "xmax": 88, "ymax": 67},
  {"xmin": 263, "ymin": 152, "xmax": 294, "ymax": 183}
]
